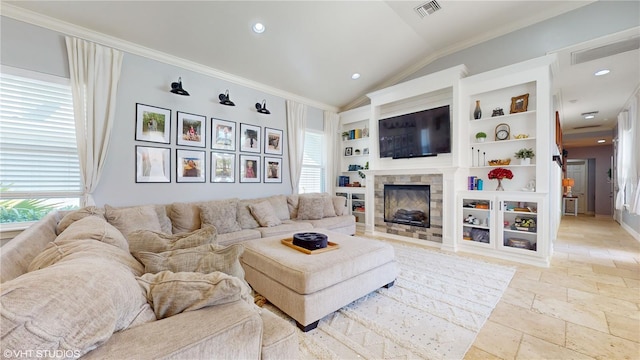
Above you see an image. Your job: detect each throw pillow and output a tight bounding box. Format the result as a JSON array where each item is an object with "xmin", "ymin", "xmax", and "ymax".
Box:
[
  {"xmin": 198, "ymin": 199, "xmax": 242, "ymax": 234},
  {"xmin": 128, "ymin": 225, "xmax": 217, "ymax": 254},
  {"xmin": 1, "ymin": 257, "xmax": 152, "ymax": 357},
  {"xmin": 104, "ymin": 204, "xmax": 163, "ymax": 238},
  {"xmin": 287, "ymin": 194, "xmax": 299, "ymax": 219},
  {"xmin": 55, "ymin": 215, "xmax": 129, "ymax": 251},
  {"xmin": 236, "ymin": 199, "xmax": 260, "ymax": 229},
  {"xmin": 168, "ymin": 202, "xmax": 203, "ymax": 234},
  {"xmin": 135, "ymin": 243, "xmax": 245, "ymax": 281},
  {"xmin": 320, "ymin": 194, "xmax": 337, "ymax": 217},
  {"xmin": 136, "ymin": 271, "xmax": 252, "ymax": 319},
  {"xmin": 56, "ymin": 206, "xmax": 105, "ymax": 234},
  {"xmin": 28, "ymin": 239, "xmax": 145, "ymax": 276},
  {"xmin": 266, "ymin": 195, "xmax": 290, "ymax": 220},
  {"xmin": 332, "ymin": 196, "xmax": 348, "ymax": 216},
  {"xmin": 296, "ymin": 196, "xmax": 324, "ymax": 220},
  {"xmin": 248, "ymin": 201, "xmax": 282, "ymax": 227}
]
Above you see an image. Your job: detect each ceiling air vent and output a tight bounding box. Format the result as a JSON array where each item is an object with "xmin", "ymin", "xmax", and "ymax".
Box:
[
  {"xmin": 415, "ymin": 1, "xmax": 442, "ymax": 18},
  {"xmin": 573, "ymin": 125, "xmax": 601, "ymax": 130},
  {"xmin": 571, "ymin": 36, "xmax": 640, "ymax": 65}
]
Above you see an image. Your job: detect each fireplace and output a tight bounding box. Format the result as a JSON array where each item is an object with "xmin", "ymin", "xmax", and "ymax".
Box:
[{"xmin": 384, "ymin": 184, "xmax": 430, "ymax": 228}]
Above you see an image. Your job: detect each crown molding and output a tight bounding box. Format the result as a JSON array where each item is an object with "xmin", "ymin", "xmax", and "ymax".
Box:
[{"xmin": 1, "ymin": 4, "xmax": 339, "ymax": 112}]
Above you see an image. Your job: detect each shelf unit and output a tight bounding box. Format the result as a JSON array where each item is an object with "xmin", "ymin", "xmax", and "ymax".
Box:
[
  {"xmin": 338, "ymin": 106, "xmax": 370, "ymax": 187},
  {"xmin": 336, "ymin": 188, "xmax": 366, "ymax": 226}
]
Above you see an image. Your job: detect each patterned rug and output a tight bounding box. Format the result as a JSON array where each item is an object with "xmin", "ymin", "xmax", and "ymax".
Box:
[{"xmin": 261, "ymin": 242, "xmax": 516, "ymax": 360}]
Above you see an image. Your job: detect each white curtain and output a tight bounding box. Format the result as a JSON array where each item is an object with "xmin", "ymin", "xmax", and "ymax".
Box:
[
  {"xmin": 324, "ymin": 111, "xmax": 339, "ymax": 194},
  {"xmin": 629, "ymin": 91, "xmax": 640, "ymax": 215},
  {"xmin": 286, "ymin": 100, "xmax": 307, "ymax": 193},
  {"xmin": 66, "ymin": 37, "xmax": 123, "ymax": 206}
]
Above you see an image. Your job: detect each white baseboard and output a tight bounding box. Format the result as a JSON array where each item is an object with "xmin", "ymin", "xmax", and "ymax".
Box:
[{"xmin": 620, "ymin": 222, "xmax": 640, "ymax": 242}]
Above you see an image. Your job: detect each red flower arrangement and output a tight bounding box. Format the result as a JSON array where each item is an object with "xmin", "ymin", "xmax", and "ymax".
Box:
[{"xmin": 488, "ymin": 167, "xmax": 513, "ymax": 180}]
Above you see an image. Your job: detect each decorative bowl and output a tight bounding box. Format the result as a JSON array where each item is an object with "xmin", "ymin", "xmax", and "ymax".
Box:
[{"xmin": 488, "ymin": 159, "xmax": 511, "ymax": 166}]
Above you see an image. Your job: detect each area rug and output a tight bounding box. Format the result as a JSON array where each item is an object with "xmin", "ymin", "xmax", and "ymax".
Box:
[{"xmin": 262, "ymin": 242, "xmax": 516, "ymax": 360}]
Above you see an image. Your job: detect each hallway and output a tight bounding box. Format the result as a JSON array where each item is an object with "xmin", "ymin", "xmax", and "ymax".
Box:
[{"xmin": 466, "ymin": 215, "xmax": 640, "ymax": 359}]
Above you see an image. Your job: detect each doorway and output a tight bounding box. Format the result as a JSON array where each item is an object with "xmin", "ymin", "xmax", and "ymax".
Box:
[{"xmin": 566, "ymin": 160, "xmax": 590, "ymax": 214}]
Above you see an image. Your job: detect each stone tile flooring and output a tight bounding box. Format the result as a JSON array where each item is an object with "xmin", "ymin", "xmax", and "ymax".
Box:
[
  {"xmin": 464, "ymin": 215, "xmax": 640, "ymax": 359},
  {"xmin": 368, "ymin": 215, "xmax": 640, "ymax": 359}
]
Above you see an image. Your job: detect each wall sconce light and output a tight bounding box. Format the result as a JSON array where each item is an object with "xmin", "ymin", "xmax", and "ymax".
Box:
[
  {"xmin": 170, "ymin": 77, "xmax": 190, "ymax": 96},
  {"xmin": 255, "ymin": 100, "xmax": 270, "ymax": 114},
  {"xmin": 218, "ymin": 90, "xmax": 235, "ymax": 106}
]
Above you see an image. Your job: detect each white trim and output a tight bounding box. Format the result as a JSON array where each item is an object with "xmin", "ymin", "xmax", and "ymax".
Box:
[
  {"xmin": 1, "ymin": 65, "xmax": 70, "ymax": 85},
  {"xmin": 1, "ymin": 4, "xmax": 339, "ymax": 113}
]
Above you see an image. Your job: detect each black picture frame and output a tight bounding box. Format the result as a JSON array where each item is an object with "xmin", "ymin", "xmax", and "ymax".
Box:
[
  {"xmin": 135, "ymin": 146, "xmax": 171, "ymax": 183},
  {"xmin": 176, "ymin": 111, "xmax": 206, "ymax": 147},
  {"xmin": 135, "ymin": 103, "xmax": 171, "ymax": 144},
  {"xmin": 264, "ymin": 157, "xmax": 282, "ymax": 183},
  {"xmin": 264, "ymin": 127, "xmax": 283, "ymax": 155},
  {"xmin": 211, "ymin": 152, "xmax": 235, "ymax": 183},
  {"xmin": 176, "ymin": 149, "xmax": 206, "ymax": 183}
]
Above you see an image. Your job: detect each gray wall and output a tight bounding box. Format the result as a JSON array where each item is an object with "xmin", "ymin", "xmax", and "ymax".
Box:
[{"xmin": 1, "ymin": 16, "xmax": 324, "ymax": 207}]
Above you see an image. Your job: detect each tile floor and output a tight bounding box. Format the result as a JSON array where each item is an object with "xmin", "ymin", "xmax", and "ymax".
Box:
[{"xmin": 461, "ymin": 215, "xmax": 640, "ymax": 360}]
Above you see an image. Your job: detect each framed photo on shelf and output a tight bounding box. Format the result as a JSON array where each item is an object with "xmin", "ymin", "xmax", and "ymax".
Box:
[
  {"xmin": 264, "ymin": 157, "xmax": 282, "ymax": 183},
  {"xmin": 264, "ymin": 127, "xmax": 283, "ymax": 155},
  {"xmin": 510, "ymin": 93, "xmax": 529, "ymax": 114},
  {"xmin": 176, "ymin": 149, "xmax": 205, "ymax": 183},
  {"xmin": 177, "ymin": 111, "xmax": 206, "ymax": 147},
  {"xmin": 135, "ymin": 103, "xmax": 171, "ymax": 144},
  {"xmin": 211, "ymin": 152, "xmax": 235, "ymax": 183},
  {"xmin": 135, "ymin": 146, "xmax": 170, "ymax": 183},
  {"xmin": 344, "ymin": 147, "xmax": 353, "ymax": 156},
  {"xmin": 239, "ymin": 154, "xmax": 260, "ymax": 183},
  {"xmin": 240, "ymin": 123, "xmax": 261, "ymax": 153},
  {"xmin": 211, "ymin": 118, "xmax": 236, "ymax": 151}
]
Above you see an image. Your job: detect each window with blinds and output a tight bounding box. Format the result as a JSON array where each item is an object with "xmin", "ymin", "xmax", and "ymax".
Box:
[
  {"xmin": 0, "ymin": 68, "xmax": 81, "ymax": 224},
  {"xmin": 299, "ymin": 131, "xmax": 325, "ymax": 194}
]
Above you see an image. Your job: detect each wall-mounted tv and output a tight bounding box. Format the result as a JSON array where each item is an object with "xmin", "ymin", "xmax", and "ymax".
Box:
[{"xmin": 378, "ymin": 105, "xmax": 451, "ymax": 159}]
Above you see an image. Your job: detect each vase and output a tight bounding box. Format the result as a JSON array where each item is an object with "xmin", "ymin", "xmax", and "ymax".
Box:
[
  {"xmin": 520, "ymin": 158, "xmax": 531, "ymax": 166},
  {"xmin": 474, "ymin": 100, "xmax": 482, "ymax": 119},
  {"xmin": 496, "ymin": 178, "xmax": 505, "ymax": 191}
]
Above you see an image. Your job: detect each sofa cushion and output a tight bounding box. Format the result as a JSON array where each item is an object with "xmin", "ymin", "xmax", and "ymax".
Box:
[
  {"xmin": 249, "ymin": 201, "xmax": 282, "ymax": 227},
  {"xmin": 104, "ymin": 204, "xmax": 164, "ymax": 237},
  {"xmin": 237, "ymin": 199, "xmax": 260, "ymax": 229},
  {"xmin": 1, "ymin": 257, "xmax": 152, "ymax": 358},
  {"xmin": 286, "ymin": 195, "xmax": 299, "ymax": 219},
  {"xmin": 217, "ymin": 229, "xmax": 262, "ymax": 247},
  {"xmin": 135, "ymin": 243, "xmax": 245, "ymax": 280},
  {"xmin": 128, "ymin": 225, "xmax": 217, "ymax": 254},
  {"xmin": 54, "ymin": 215, "xmax": 129, "ymax": 251},
  {"xmin": 267, "ymin": 195, "xmax": 290, "ymax": 221},
  {"xmin": 136, "ymin": 271, "xmax": 252, "ymax": 319},
  {"xmin": 168, "ymin": 202, "xmax": 203, "ymax": 234},
  {"xmin": 28, "ymin": 239, "xmax": 145, "ymax": 276},
  {"xmin": 56, "ymin": 206, "xmax": 105, "ymax": 234},
  {"xmin": 304, "ymin": 215, "xmax": 355, "ymax": 231},
  {"xmin": 296, "ymin": 196, "xmax": 324, "ymax": 220},
  {"xmin": 199, "ymin": 199, "xmax": 242, "ymax": 234},
  {"xmin": 256, "ymin": 220, "xmax": 313, "ymax": 238}
]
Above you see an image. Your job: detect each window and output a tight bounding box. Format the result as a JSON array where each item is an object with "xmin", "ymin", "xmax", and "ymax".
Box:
[
  {"xmin": 299, "ymin": 131, "xmax": 325, "ymax": 194},
  {"xmin": 0, "ymin": 67, "xmax": 81, "ymax": 224}
]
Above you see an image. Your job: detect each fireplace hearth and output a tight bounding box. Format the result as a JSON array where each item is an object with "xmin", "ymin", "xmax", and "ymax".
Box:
[{"xmin": 384, "ymin": 184, "xmax": 430, "ymax": 228}]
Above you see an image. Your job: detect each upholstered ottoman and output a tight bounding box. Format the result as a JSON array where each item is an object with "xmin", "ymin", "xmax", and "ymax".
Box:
[{"xmin": 241, "ymin": 228, "xmax": 398, "ymax": 331}]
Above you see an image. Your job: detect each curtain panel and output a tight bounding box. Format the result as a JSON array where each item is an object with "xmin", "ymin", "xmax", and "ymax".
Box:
[
  {"xmin": 324, "ymin": 111, "xmax": 339, "ymax": 194},
  {"xmin": 286, "ymin": 100, "xmax": 307, "ymax": 193},
  {"xmin": 66, "ymin": 37, "xmax": 123, "ymax": 206}
]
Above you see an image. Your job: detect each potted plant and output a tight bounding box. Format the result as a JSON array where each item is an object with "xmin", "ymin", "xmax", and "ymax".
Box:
[
  {"xmin": 341, "ymin": 131, "xmax": 350, "ymax": 141},
  {"xmin": 475, "ymin": 132, "xmax": 487, "ymax": 142},
  {"xmin": 514, "ymin": 148, "xmax": 535, "ymax": 165}
]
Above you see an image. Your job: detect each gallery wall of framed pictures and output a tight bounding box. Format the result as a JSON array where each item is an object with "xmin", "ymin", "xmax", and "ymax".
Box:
[{"xmin": 133, "ymin": 102, "xmax": 283, "ymax": 184}]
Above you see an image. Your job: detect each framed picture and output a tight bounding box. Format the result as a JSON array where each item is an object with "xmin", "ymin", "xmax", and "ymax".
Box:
[
  {"xmin": 135, "ymin": 146, "xmax": 170, "ymax": 183},
  {"xmin": 211, "ymin": 118, "xmax": 236, "ymax": 151},
  {"xmin": 239, "ymin": 154, "xmax": 260, "ymax": 183},
  {"xmin": 176, "ymin": 149, "xmax": 205, "ymax": 183},
  {"xmin": 177, "ymin": 111, "xmax": 206, "ymax": 147},
  {"xmin": 240, "ymin": 123, "xmax": 261, "ymax": 153},
  {"xmin": 264, "ymin": 157, "xmax": 282, "ymax": 183},
  {"xmin": 135, "ymin": 103, "xmax": 171, "ymax": 144},
  {"xmin": 363, "ymin": 148, "xmax": 369, "ymax": 155},
  {"xmin": 345, "ymin": 147, "xmax": 353, "ymax": 156},
  {"xmin": 211, "ymin": 152, "xmax": 235, "ymax": 183},
  {"xmin": 264, "ymin": 127, "xmax": 283, "ymax": 155},
  {"xmin": 510, "ymin": 93, "xmax": 529, "ymax": 114}
]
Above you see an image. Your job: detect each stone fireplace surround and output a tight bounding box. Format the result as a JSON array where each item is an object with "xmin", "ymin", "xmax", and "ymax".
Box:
[{"xmin": 373, "ymin": 173, "xmax": 443, "ymax": 243}]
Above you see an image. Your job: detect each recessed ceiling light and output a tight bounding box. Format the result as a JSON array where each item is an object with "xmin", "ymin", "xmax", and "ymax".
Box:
[
  {"xmin": 597, "ymin": 139, "xmax": 606, "ymax": 143},
  {"xmin": 351, "ymin": 73, "xmax": 361, "ymax": 80},
  {"xmin": 594, "ymin": 69, "xmax": 610, "ymax": 76},
  {"xmin": 585, "ymin": 115, "xmax": 595, "ymax": 119},
  {"xmin": 581, "ymin": 111, "xmax": 598, "ymax": 119},
  {"xmin": 252, "ymin": 23, "xmax": 265, "ymax": 34}
]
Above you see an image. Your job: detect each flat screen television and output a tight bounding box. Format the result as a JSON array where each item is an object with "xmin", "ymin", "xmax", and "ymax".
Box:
[{"xmin": 378, "ymin": 105, "xmax": 451, "ymax": 159}]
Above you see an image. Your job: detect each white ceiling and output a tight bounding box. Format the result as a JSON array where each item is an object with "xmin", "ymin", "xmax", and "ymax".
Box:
[{"xmin": 4, "ymin": 1, "xmax": 639, "ymax": 147}]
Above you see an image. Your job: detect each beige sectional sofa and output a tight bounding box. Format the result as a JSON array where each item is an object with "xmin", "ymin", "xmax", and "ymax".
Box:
[{"xmin": 0, "ymin": 193, "xmax": 354, "ymax": 359}]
